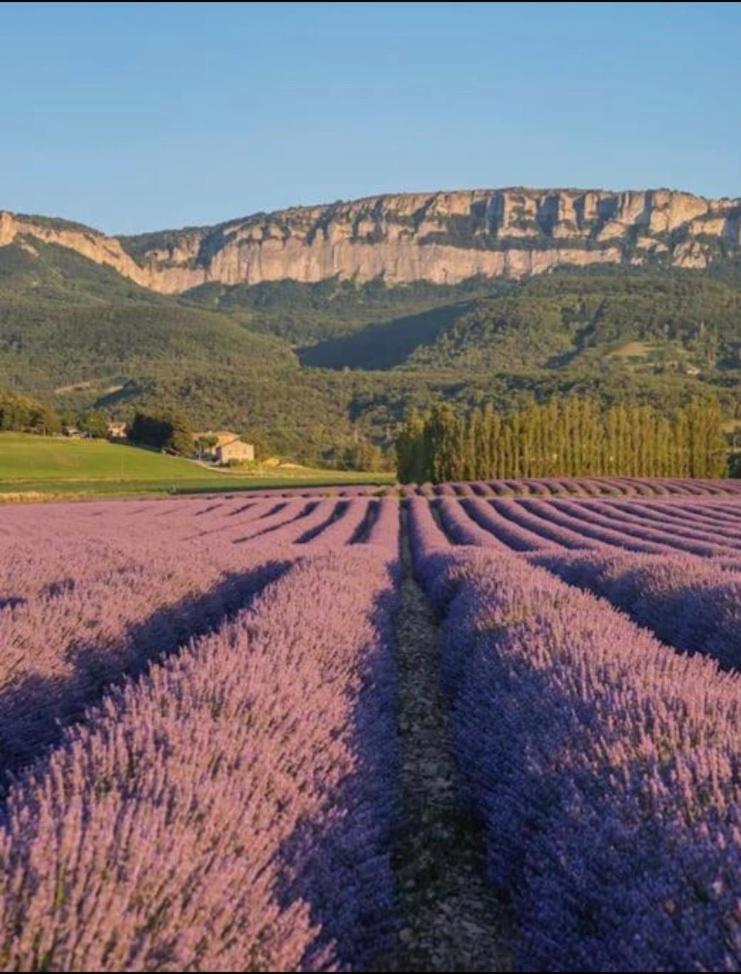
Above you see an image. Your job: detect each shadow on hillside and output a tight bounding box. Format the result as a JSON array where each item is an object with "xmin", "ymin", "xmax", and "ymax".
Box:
[{"xmin": 298, "ymin": 301, "xmax": 476, "ymax": 371}]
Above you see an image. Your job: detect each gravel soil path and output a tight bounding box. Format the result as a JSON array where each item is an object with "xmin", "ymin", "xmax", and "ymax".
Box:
[{"xmin": 374, "ymin": 515, "xmax": 512, "ymax": 971}]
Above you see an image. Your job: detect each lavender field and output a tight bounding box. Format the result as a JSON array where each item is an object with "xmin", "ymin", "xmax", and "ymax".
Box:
[{"xmin": 0, "ymin": 483, "xmax": 739, "ymax": 971}]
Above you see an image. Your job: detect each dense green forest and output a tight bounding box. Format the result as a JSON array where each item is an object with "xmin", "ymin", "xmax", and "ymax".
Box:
[
  {"xmin": 302, "ymin": 268, "xmax": 741, "ymax": 373},
  {"xmin": 0, "ymin": 234, "xmax": 739, "ymax": 467},
  {"xmin": 0, "ymin": 388, "xmax": 61, "ymax": 434},
  {"xmin": 397, "ymin": 397, "xmax": 728, "ymax": 482},
  {"xmin": 183, "ymin": 275, "xmax": 496, "ymax": 344}
]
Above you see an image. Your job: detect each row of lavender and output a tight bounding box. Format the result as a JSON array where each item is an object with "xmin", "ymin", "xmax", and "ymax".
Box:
[
  {"xmin": 2, "ymin": 488, "xmax": 740, "ymax": 969},
  {"xmin": 408, "ymin": 497, "xmax": 741, "ymax": 971},
  {"xmin": 0, "ymin": 496, "xmax": 397, "ymax": 776},
  {"xmin": 237, "ymin": 475, "xmax": 741, "ymax": 500},
  {"xmin": 530, "ymin": 548, "xmax": 741, "ymax": 670},
  {"xmin": 152, "ymin": 489, "xmax": 741, "ymax": 570},
  {"xmin": 431, "ymin": 495, "xmax": 741, "ymax": 670},
  {"xmin": 0, "ymin": 497, "xmax": 401, "ymax": 970},
  {"xmin": 410, "ymin": 475, "xmax": 741, "ymax": 497},
  {"xmin": 431, "ymin": 495, "xmax": 741, "ymax": 558}
]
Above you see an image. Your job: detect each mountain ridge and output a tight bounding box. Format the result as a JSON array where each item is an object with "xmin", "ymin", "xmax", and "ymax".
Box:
[{"xmin": 2, "ymin": 186, "xmax": 740, "ymax": 295}]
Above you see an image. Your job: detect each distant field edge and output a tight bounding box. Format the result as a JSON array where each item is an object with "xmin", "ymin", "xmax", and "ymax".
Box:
[{"xmin": 0, "ymin": 477, "xmax": 395, "ymax": 503}]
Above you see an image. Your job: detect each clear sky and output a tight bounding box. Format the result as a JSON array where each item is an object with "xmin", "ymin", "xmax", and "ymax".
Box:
[{"xmin": 1, "ymin": 1, "xmax": 739, "ymax": 234}]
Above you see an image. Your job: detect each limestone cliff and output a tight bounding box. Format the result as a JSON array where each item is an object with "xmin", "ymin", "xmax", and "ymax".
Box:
[
  {"xmin": 2, "ymin": 188, "xmax": 740, "ymax": 294},
  {"xmin": 0, "ymin": 211, "xmax": 150, "ymax": 287}
]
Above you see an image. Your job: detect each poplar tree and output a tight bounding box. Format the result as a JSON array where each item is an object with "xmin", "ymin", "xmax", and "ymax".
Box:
[{"xmin": 395, "ymin": 395, "xmax": 729, "ymax": 483}]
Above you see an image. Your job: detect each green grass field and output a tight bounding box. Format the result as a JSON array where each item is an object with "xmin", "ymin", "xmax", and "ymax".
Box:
[{"xmin": 0, "ymin": 434, "xmax": 394, "ymax": 499}]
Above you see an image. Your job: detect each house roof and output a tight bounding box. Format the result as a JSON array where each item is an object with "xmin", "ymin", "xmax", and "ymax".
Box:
[
  {"xmin": 216, "ymin": 440, "xmax": 254, "ymax": 453},
  {"xmin": 194, "ymin": 430, "xmax": 242, "ymax": 446}
]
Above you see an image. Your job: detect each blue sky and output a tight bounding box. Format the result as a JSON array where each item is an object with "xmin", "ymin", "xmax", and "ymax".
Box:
[{"xmin": 1, "ymin": 1, "xmax": 739, "ymax": 234}]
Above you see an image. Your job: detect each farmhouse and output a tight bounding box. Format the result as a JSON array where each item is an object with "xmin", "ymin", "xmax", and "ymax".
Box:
[
  {"xmin": 215, "ymin": 439, "xmax": 255, "ymax": 464},
  {"xmin": 194, "ymin": 430, "xmax": 255, "ymax": 465},
  {"xmin": 107, "ymin": 421, "xmax": 127, "ymax": 439}
]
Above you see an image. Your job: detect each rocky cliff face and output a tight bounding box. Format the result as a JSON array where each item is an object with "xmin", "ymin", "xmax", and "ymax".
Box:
[
  {"xmin": 0, "ymin": 211, "xmax": 151, "ymax": 286},
  {"xmin": 3, "ymin": 188, "xmax": 740, "ymax": 294}
]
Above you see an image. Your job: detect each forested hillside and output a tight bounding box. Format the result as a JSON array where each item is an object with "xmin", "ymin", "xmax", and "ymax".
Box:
[
  {"xmin": 302, "ymin": 268, "xmax": 741, "ymax": 373},
  {"xmin": 0, "ymin": 240, "xmax": 359, "ymax": 459},
  {"xmin": 0, "ymin": 230, "xmax": 739, "ymax": 466}
]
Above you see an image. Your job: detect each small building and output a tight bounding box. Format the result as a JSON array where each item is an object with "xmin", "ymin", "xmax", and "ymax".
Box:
[
  {"xmin": 194, "ymin": 430, "xmax": 255, "ymax": 465},
  {"xmin": 107, "ymin": 421, "xmax": 127, "ymax": 439},
  {"xmin": 215, "ymin": 439, "xmax": 255, "ymax": 465}
]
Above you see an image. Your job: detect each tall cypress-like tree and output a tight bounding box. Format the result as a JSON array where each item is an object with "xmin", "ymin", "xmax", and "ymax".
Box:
[
  {"xmin": 480, "ymin": 403, "xmax": 495, "ymax": 478},
  {"xmin": 701, "ymin": 398, "xmax": 727, "ymax": 478},
  {"xmin": 396, "ymin": 410, "xmax": 428, "ymax": 483},
  {"xmin": 395, "ymin": 395, "xmax": 729, "ymax": 483}
]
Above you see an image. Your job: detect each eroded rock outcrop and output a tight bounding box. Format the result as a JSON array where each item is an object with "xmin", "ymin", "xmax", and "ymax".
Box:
[
  {"xmin": 0, "ymin": 211, "xmax": 150, "ymax": 286},
  {"xmin": 2, "ymin": 187, "xmax": 739, "ymax": 294}
]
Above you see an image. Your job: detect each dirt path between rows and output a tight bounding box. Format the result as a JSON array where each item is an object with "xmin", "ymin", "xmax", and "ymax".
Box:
[{"xmin": 375, "ymin": 514, "xmax": 512, "ymax": 971}]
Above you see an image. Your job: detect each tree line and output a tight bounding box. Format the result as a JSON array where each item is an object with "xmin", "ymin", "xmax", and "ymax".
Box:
[
  {"xmin": 0, "ymin": 390, "xmax": 62, "ymax": 435},
  {"xmin": 127, "ymin": 412, "xmax": 194, "ymax": 455},
  {"xmin": 396, "ymin": 396, "xmax": 730, "ymax": 483},
  {"xmin": 0, "ymin": 390, "xmax": 197, "ymax": 457}
]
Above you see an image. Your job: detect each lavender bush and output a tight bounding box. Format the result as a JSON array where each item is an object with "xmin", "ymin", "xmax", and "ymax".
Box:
[
  {"xmin": 580, "ymin": 500, "xmax": 741, "ymax": 553},
  {"xmin": 0, "ymin": 503, "xmax": 297, "ymax": 778},
  {"xmin": 434, "ymin": 498, "xmax": 510, "ymax": 549},
  {"xmin": 489, "ymin": 498, "xmax": 609, "ymax": 549},
  {"xmin": 0, "ymin": 544, "xmax": 400, "ymax": 972},
  {"xmin": 399, "ymin": 478, "xmax": 741, "ymax": 498},
  {"xmin": 628, "ymin": 500, "xmax": 741, "ymax": 537},
  {"xmin": 546, "ymin": 498, "xmax": 739, "ymax": 557},
  {"xmin": 460, "ymin": 498, "xmax": 558, "ymax": 551},
  {"xmin": 516, "ymin": 498, "xmax": 675, "ymax": 553},
  {"xmin": 530, "ymin": 548, "xmax": 741, "ymax": 669},
  {"xmin": 411, "ymin": 540, "xmax": 741, "ymax": 971}
]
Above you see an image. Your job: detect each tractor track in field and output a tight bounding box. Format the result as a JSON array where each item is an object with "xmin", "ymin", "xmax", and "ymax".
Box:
[{"xmin": 374, "ymin": 511, "xmax": 512, "ymax": 972}]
